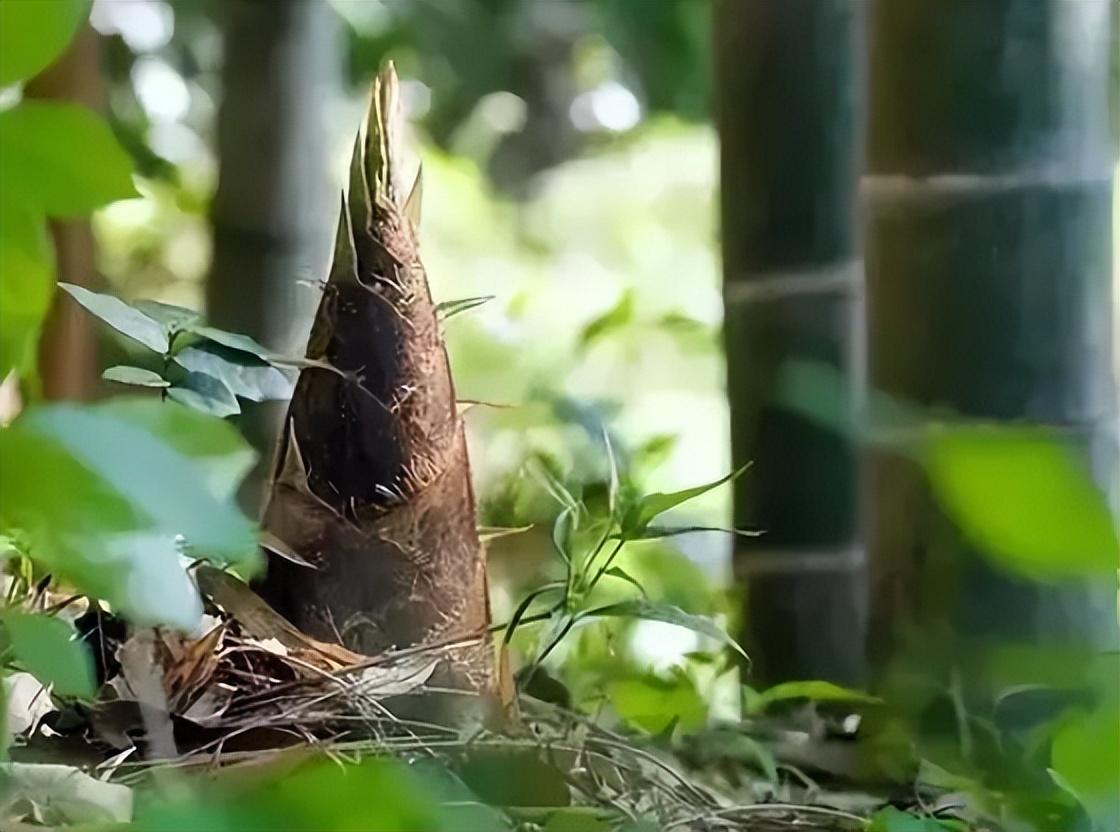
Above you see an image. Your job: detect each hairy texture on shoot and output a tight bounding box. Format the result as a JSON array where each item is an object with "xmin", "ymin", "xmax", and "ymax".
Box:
[{"xmin": 257, "ymin": 63, "xmax": 492, "ymax": 693}]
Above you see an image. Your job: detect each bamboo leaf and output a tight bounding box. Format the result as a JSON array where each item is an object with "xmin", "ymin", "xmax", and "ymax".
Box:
[
  {"xmin": 102, "ymin": 366, "xmax": 169, "ymax": 388},
  {"xmin": 580, "ymin": 600, "xmax": 746, "ymax": 658},
  {"xmin": 182, "ymin": 325, "xmax": 274, "ymax": 361},
  {"xmin": 748, "ymin": 680, "xmax": 882, "ymax": 714},
  {"xmin": 579, "ymin": 289, "xmax": 635, "ymax": 349},
  {"xmin": 59, "ymin": 284, "xmax": 168, "ymax": 353},
  {"xmin": 621, "ymin": 464, "xmax": 750, "ymax": 539}
]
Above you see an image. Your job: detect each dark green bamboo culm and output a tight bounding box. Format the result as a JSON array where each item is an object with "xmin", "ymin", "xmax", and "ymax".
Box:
[
  {"xmin": 865, "ymin": 0, "xmax": 1118, "ymax": 661},
  {"xmin": 714, "ymin": 0, "xmax": 866, "ymax": 685}
]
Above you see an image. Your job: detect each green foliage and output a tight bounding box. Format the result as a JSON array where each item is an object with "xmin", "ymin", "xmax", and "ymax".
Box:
[
  {"xmin": 0, "ymin": 103, "xmax": 137, "ymax": 218},
  {"xmin": 923, "ymin": 427, "xmax": 1119, "ymax": 579},
  {"xmin": 59, "ymin": 286, "xmax": 294, "ymax": 416},
  {"xmin": 620, "ymin": 464, "xmax": 750, "ymax": 541},
  {"xmin": 745, "ymin": 680, "xmax": 883, "ymax": 715},
  {"xmin": 1050, "ymin": 704, "xmax": 1120, "ymax": 831},
  {"xmin": 0, "ymin": 0, "xmax": 134, "ymax": 380},
  {"xmin": 868, "ymin": 806, "xmax": 965, "ymax": 832},
  {"xmin": 608, "ymin": 673, "xmax": 706, "ymax": 734},
  {"xmin": 0, "ymin": 611, "xmax": 94, "ymax": 698},
  {"xmin": 0, "ymin": 399, "xmax": 258, "ymax": 628},
  {"xmin": 582, "ymin": 600, "xmax": 745, "ymax": 659},
  {"xmin": 0, "ymin": 0, "xmax": 88, "ymax": 87}
]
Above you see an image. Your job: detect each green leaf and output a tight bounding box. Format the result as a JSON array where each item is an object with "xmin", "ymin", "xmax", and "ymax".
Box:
[
  {"xmin": 174, "ymin": 343, "xmax": 294, "ymax": 402},
  {"xmin": 95, "ymin": 398, "xmax": 257, "ymax": 502},
  {"xmin": 0, "ymin": 102, "xmax": 136, "ymax": 217},
  {"xmin": 608, "ymin": 675, "xmax": 706, "ymax": 734},
  {"xmin": 0, "ymin": 0, "xmax": 88, "ymax": 87},
  {"xmin": 1, "ymin": 612, "xmax": 95, "ymax": 698},
  {"xmin": 183, "ymin": 324, "xmax": 274, "ymax": 360},
  {"xmin": 132, "ymin": 299, "xmax": 201, "ymax": 334},
  {"xmin": 17, "ymin": 404, "xmax": 256, "ymax": 562},
  {"xmin": 1050, "ymin": 705, "xmax": 1120, "ymax": 832},
  {"xmin": 579, "ymin": 288, "xmax": 634, "ymax": 349},
  {"xmin": 436, "ymin": 294, "xmax": 495, "ymax": 321},
  {"xmin": 868, "ymin": 806, "xmax": 964, "ymax": 832},
  {"xmin": 167, "ymin": 372, "xmax": 241, "ymax": 418},
  {"xmin": 58, "ymin": 283, "xmax": 168, "ymax": 353},
  {"xmin": 621, "ymin": 464, "xmax": 750, "ymax": 538},
  {"xmin": 581, "ymin": 600, "xmax": 746, "ymax": 658},
  {"xmin": 603, "ymin": 566, "xmax": 646, "ymax": 596},
  {"xmin": 102, "ymin": 366, "xmax": 169, "ymax": 388},
  {"xmin": 0, "ymin": 203, "xmax": 53, "ymax": 379},
  {"xmin": 542, "ymin": 808, "xmax": 612, "ymax": 832},
  {"xmin": 923, "ymin": 427, "xmax": 1120, "ymax": 579},
  {"xmin": 748, "ymin": 680, "xmax": 883, "ymax": 714}
]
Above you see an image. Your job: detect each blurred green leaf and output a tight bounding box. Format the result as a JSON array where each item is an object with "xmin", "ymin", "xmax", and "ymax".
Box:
[
  {"xmin": 542, "ymin": 808, "xmax": 612, "ymax": 832},
  {"xmin": 0, "ymin": 202, "xmax": 52, "ymax": 379},
  {"xmin": 923, "ymin": 428, "xmax": 1120, "ymax": 579},
  {"xmin": 621, "ymin": 464, "xmax": 749, "ymax": 539},
  {"xmin": 136, "ymin": 757, "xmax": 440, "ymax": 832},
  {"xmin": 747, "ymin": 680, "xmax": 882, "ymax": 714},
  {"xmin": 457, "ymin": 750, "xmax": 570, "ymax": 808},
  {"xmin": 608, "ymin": 674, "xmax": 706, "ymax": 734},
  {"xmin": 1, "ymin": 612, "xmax": 94, "ymax": 698},
  {"xmin": 168, "ymin": 372, "xmax": 241, "ymax": 418},
  {"xmin": 579, "ymin": 289, "xmax": 634, "ymax": 349},
  {"xmin": 582, "ymin": 600, "xmax": 745, "ymax": 658},
  {"xmin": 1050, "ymin": 705, "xmax": 1120, "ymax": 831},
  {"xmin": 102, "ymin": 366, "xmax": 169, "ymax": 388},
  {"xmin": 868, "ymin": 806, "xmax": 964, "ymax": 832},
  {"xmin": 59, "ymin": 283, "xmax": 168, "ymax": 353},
  {"xmin": 96, "ymin": 398, "xmax": 257, "ymax": 502},
  {"xmin": 0, "ymin": 0, "xmax": 88, "ymax": 87},
  {"xmin": 0, "ymin": 102, "xmax": 136, "ymax": 217},
  {"xmin": 174, "ymin": 343, "xmax": 294, "ymax": 402}
]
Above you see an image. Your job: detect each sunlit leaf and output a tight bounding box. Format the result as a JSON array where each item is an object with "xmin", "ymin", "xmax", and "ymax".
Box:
[
  {"xmin": 167, "ymin": 372, "xmax": 241, "ymax": 418},
  {"xmin": 1, "ymin": 612, "xmax": 94, "ymax": 698},
  {"xmin": 0, "ymin": 202, "xmax": 53, "ymax": 379},
  {"xmin": 0, "ymin": 0, "xmax": 88, "ymax": 87},
  {"xmin": 923, "ymin": 427, "xmax": 1120, "ymax": 579},
  {"xmin": 608, "ymin": 675, "xmax": 706, "ymax": 734},
  {"xmin": 621, "ymin": 464, "xmax": 750, "ymax": 538},
  {"xmin": 174, "ymin": 343, "xmax": 294, "ymax": 402},
  {"xmin": 582, "ymin": 600, "xmax": 746, "ymax": 658},
  {"xmin": 747, "ymin": 680, "xmax": 882, "ymax": 714},
  {"xmin": 0, "ymin": 103, "xmax": 136, "ymax": 216},
  {"xmin": 868, "ymin": 806, "xmax": 964, "ymax": 832},
  {"xmin": 1050, "ymin": 704, "xmax": 1120, "ymax": 832},
  {"xmin": 102, "ymin": 366, "xmax": 169, "ymax": 388},
  {"xmin": 59, "ymin": 284, "xmax": 168, "ymax": 353}
]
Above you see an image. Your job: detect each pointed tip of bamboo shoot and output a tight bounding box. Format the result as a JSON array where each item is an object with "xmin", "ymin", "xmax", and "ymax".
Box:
[{"xmin": 363, "ymin": 60, "xmax": 409, "ymax": 209}]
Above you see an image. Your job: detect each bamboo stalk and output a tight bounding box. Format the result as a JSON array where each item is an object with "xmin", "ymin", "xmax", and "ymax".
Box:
[{"xmin": 714, "ymin": 0, "xmax": 867, "ymax": 685}]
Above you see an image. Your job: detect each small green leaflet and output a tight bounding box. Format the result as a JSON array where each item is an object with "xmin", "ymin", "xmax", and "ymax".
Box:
[
  {"xmin": 579, "ymin": 289, "xmax": 634, "ymax": 349},
  {"xmin": 185, "ymin": 325, "xmax": 274, "ymax": 360},
  {"xmin": 102, "ymin": 366, "xmax": 169, "ymax": 388},
  {"xmin": 2, "ymin": 611, "xmax": 95, "ymax": 698},
  {"xmin": 581, "ymin": 600, "xmax": 746, "ymax": 658},
  {"xmin": 621, "ymin": 463, "xmax": 751, "ymax": 539},
  {"xmin": 59, "ymin": 284, "xmax": 168, "ymax": 353},
  {"xmin": 132, "ymin": 299, "xmax": 201, "ymax": 333}
]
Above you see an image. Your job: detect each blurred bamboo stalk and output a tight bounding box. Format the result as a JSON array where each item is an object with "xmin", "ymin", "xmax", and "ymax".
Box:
[
  {"xmin": 206, "ymin": 0, "xmax": 339, "ymax": 509},
  {"xmin": 26, "ymin": 24, "xmax": 103, "ymax": 401},
  {"xmin": 865, "ymin": 0, "xmax": 1118, "ymax": 661},
  {"xmin": 714, "ymin": 0, "xmax": 867, "ymax": 685}
]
